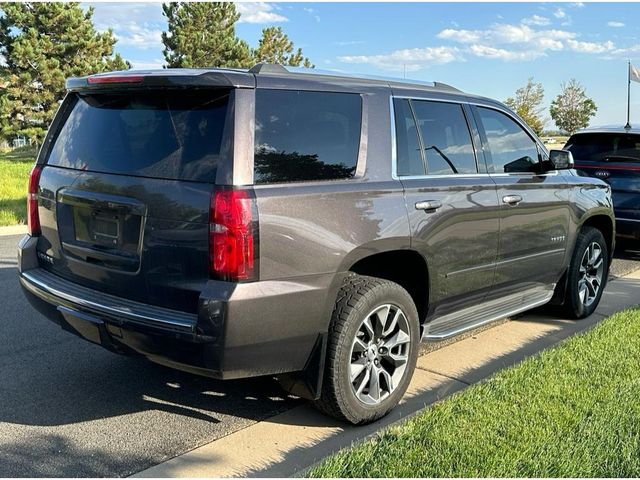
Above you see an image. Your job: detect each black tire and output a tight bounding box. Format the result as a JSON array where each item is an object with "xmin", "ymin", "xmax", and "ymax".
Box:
[
  {"xmin": 562, "ymin": 226, "xmax": 609, "ymax": 319},
  {"xmin": 314, "ymin": 274, "xmax": 420, "ymax": 424}
]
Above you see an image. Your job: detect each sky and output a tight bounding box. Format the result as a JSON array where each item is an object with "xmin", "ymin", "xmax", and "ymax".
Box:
[{"xmin": 85, "ymin": 1, "xmax": 640, "ymax": 129}]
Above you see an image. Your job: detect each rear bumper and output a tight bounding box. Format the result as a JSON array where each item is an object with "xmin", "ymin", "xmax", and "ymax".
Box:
[{"xmin": 18, "ymin": 235, "xmax": 340, "ymax": 380}]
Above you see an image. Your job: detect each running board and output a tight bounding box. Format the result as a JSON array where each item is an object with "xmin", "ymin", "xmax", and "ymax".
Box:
[{"xmin": 423, "ymin": 286, "xmax": 554, "ymax": 340}]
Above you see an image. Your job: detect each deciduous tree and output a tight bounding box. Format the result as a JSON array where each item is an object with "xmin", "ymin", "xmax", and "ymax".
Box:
[
  {"xmin": 505, "ymin": 77, "xmax": 546, "ymax": 136},
  {"xmin": 550, "ymin": 79, "xmax": 597, "ymax": 135},
  {"xmin": 0, "ymin": 2, "xmax": 128, "ymax": 144}
]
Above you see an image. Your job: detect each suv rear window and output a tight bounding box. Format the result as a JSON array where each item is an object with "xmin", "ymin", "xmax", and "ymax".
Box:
[
  {"xmin": 254, "ymin": 89, "xmax": 361, "ymax": 183},
  {"xmin": 565, "ymin": 133, "xmax": 640, "ymax": 163},
  {"xmin": 47, "ymin": 90, "xmax": 230, "ymax": 182}
]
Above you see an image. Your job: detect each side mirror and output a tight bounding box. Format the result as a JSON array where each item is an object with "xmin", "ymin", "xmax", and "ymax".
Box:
[{"xmin": 548, "ymin": 149, "xmax": 574, "ymax": 170}]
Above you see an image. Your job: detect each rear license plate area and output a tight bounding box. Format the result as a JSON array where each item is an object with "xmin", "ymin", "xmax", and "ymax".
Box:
[
  {"xmin": 89, "ymin": 210, "xmax": 122, "ymax": 247},
  {"xmin": 56, "ymin": 194, "xmax": 144, "ymax": 272}
]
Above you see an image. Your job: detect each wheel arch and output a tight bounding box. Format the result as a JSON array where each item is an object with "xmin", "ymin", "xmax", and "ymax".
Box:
[
  {"xmin": 551, "ymin": 213, "xmax": 615, "ymax": 306},
  {"xmin": 345, "ymin": 248, "xmax": 430, "ymax": 326},
  {"xmin": 580, "ymin": 213, "xmax": 615, "ymax": 260},
  {"xmin": 278, "ymin": 246, "xmax": 430, "ymax": 401}
]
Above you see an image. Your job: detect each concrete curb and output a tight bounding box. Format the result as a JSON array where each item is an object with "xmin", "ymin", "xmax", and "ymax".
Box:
[
  {"xmin": 132, "ymin": 269, "xmax": 640, "ymax": 478},
  {"xmin": 0, "ymin": 225, "xmax": 26, "ymax": 237}
]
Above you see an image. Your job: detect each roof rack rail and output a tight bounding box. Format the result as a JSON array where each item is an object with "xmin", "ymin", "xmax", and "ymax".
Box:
[{"xmin": 248, "ymin": 63, "xmax": 461, "ymax": 93}]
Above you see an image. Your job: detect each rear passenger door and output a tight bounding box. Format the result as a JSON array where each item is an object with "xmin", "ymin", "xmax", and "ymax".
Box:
[
  {"xmin": 393, "ymin": 97, "xmax": 500, "ymax": 318},
  {"xmin": 473, "ymin": 105, "xmax": 571, "ymax": 297}
]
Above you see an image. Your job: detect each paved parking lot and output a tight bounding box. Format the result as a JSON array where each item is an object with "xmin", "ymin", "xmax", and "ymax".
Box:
[
  {"xmin": 0, "ymin": 233, "xmax": 638, "ymax": 477},
  {"xmin": 0, "ymin": 235, "xmax": 300, "ymax": 477}
]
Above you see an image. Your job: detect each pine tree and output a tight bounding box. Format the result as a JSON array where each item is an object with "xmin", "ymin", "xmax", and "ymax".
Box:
[
  {"xmin": 253, "ymin": 27, "xmax": 313, "ymax": 68},
  {"xmin": 505, "ymin": 78, "xmax": 546, "ymax": 136},
  {"xmin": 550, "ymin": 79, "xmax": 597, "ymax": 135},
  {"xmin": 0, "ymin": 2, "xmax": 128, "ymax": 144},
  {"xmin": 162, "ymin": 2, "xmax": 252, "ymax": 68}
]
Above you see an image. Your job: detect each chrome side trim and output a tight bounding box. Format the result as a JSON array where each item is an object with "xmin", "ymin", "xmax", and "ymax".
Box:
[
  {"xmin": 446, "ymin": 248, "xmax": 565, "ymax": 278},
  {"xmin": 355, "ymin": 92, "xmax": 369, "ymax": 178},
  {"xmin": 495, "ymin": 248, "xmax": 565, "ymax": 264},
  {"xmin": 390, "ymin": 95, "xmax": 398, "ymax": 180},
  {"xmin": 396, "ymin": 171, "xmax": 559, "ymax": 181},
  {"xmin": 617, "ymin": 217, "xmax": 640, "ymax": 223},
  {"xmin": 21, "ymin": 269, "xmax": 197, "ymax": 331},
  {"xmin": 446, "ymin": 262, "xmax": 495, "ymax": 278}
]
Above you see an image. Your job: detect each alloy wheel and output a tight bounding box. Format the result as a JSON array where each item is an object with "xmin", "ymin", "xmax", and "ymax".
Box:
[
  {"xmin": 349, "ymin": 304, "xmax": 411, "ymax": 405},
  {"xmin": 578, "ymin": 241, "xmax": 604, "ymax": 307}
]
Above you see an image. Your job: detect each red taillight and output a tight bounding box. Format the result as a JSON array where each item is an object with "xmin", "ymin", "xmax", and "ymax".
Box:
[
  {"xmin": 87, "ymin": 75, "xmax": 144, "ymax": 85},
  {"xmin": 27, "ymin": 165, "xmax": 43, "ymax": 236},
  {"xmin": 209, "ymin": 189, "xmax": 257, "ymax": 281}
]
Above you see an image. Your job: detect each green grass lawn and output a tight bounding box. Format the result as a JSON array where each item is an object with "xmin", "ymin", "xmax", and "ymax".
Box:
[
  {"xmin": 0, "ymin": 149, "xmax": 37, "ymax": 226},
  {"xmin": 310, "ymin": 308, "xmax": 640, "ymax": 478}
]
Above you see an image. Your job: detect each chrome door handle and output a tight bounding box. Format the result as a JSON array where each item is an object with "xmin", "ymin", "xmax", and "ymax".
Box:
[
  {"xmin": 502, "ymin": 195, "xmax": 523, "ymax": 205},
  {"xmin": 415, "ymin": 200, "xmax": 442, "ymax": 211}
]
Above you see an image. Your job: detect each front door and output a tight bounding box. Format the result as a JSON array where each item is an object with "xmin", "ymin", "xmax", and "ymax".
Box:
[{"xmin": 472, "ymin": 105, "xmax": 571, "ymax": 298}]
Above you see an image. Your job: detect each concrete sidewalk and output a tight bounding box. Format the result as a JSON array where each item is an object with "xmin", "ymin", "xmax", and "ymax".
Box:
[
  {"xmin": 134, "ymin": 270, "xmax": 640, "ymax": 478},
  {"xmin": 0, "ymin": 225, "xmax": 26, "ymax": 237}
]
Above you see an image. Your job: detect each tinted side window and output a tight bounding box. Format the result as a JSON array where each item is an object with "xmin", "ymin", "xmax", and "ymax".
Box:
[
  {"xmin": 477, "ymin": 107, "xmax": 540, "ymax": 173},
  {"xmin": 412, "ymin": 100, "xmax": 477, "ymax": 175},
  {"xmin": 254, "ymin": 90, "xmax": 361, "ymax": 183},
  {"xmin": 393, "ymin": 98, "xmax": 425, "ymax": 176}
]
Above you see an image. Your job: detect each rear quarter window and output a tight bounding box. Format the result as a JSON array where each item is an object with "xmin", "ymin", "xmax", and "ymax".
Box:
[
  {"xmin": 46, "ymin": 90, "xmax": 230, "ymax": 182},
  {"xmin": 254, "ymin": 89, "xmax": 362, "ymax": 184}
]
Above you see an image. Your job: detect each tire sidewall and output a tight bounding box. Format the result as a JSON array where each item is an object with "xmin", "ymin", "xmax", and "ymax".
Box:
[
  {"xmin": 567, "ymin": 228, "xmax": 609, "ymax": 318},
  {"xmin": 332, "ymin": 281, "xmax": 419, "ymax": 424}
]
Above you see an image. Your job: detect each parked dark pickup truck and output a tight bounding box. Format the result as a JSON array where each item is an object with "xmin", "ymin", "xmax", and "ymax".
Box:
[{"xmin": 19, "ymin": 64, "xmax": 614, "ymax": 424}]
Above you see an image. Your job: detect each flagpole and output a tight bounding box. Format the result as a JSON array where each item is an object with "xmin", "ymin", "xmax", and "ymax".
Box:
[{"xmin": 626, "ymin": 60, "xmax": 631, "ymax": 129}]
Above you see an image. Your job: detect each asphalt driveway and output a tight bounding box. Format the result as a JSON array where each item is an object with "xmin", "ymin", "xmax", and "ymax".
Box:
[
  {"xmin": 0, "ymin": 233, "xmax": 638, "ymax": 477},
  {"xmin": 0, "ymin": 234, "xmax": 300, "ymax": 477}
]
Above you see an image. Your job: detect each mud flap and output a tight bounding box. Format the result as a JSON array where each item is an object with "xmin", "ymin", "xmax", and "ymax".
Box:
[
  {"xmin": 276, "ymin": 333, "xmax": 327, "ymax": 401},
  {"xmin": 549, "ymin": 268, "xmax": 568, "ymax": 305}
]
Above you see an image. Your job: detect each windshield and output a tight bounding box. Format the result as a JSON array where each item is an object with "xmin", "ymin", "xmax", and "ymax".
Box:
[
  {"xmin": 46, "ymin": 90, "xmax": 231, "ymax": 182},
  {"xmin": 565, "ymin": 132, "xmax": 640, "ymax": 163}
]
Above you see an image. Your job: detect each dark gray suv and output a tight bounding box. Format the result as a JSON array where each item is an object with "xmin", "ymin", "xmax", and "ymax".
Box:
[{"xmin": 18, "ymin": 64, "xmax": 614, "ymax": 424}]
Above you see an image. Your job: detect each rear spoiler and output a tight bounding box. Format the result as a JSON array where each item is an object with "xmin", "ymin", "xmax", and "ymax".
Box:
[{"xmin": 66, "ymin": 69, "xmax": 255, "ymax": 92}]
